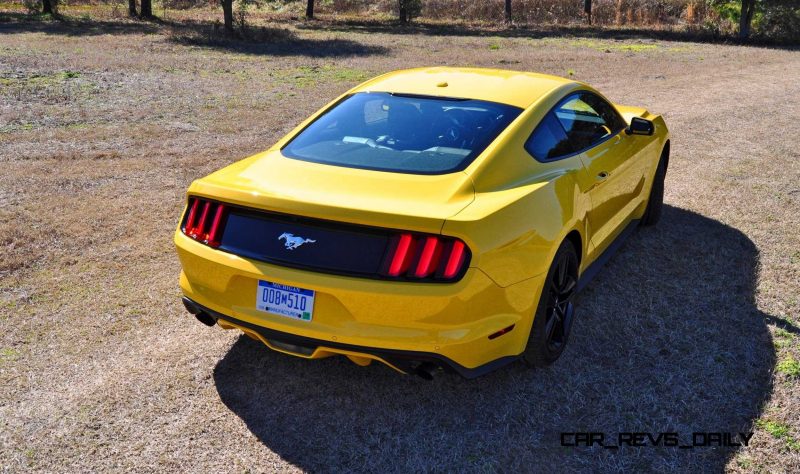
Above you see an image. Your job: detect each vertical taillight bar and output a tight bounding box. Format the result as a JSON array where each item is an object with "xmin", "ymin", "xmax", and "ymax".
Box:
[
  {"xmin": 184, "ymin": 198, "xmax": 200, "ymax": 235},
  {"xmin": 189, "ymin": 201, "xmax": 211, "ymax": 240},
  {"xmin": 414, "ymin": 236, "xmax": 442, "ymax": 278},
  {"xmin": 205, "ymin": 204, "xmax": 227, "ymax": 248},
  {"xmin": 442, "ymin": 240, "xmax": 466, "ymax": 279},
  {"xmin": 387, "ymin": 233, "xmax": 414, "ymax": 276}
]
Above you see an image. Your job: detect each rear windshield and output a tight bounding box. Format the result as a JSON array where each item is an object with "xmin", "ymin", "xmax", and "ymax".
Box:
[{"xmin": 281, "ymin": 92, "xmax": 522, "ymax": 174}]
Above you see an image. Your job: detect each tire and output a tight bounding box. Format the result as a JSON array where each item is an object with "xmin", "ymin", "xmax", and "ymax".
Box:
[
  {"xmin": 522, "ymin": 240, "xmax": 579, "ymax": 368},
  {"xmin": 641, "ymin": 151, "xmax": 667, "ymax": 226}
]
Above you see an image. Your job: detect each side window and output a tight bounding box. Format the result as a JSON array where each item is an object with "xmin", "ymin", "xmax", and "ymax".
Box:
[
  {"xmin": 554, "ymin": 93, "xmax": 625, "ymax": 151},
  {"xmin": 582, "ymin": 93, "xmax": 626, "ymax": 133},
  {"xmin": 524, "ymin": 111, "xmax": 575, "ymax": 161},
  {"xmin": 525, "ymin": 92, "xmax": 627, "ymax": 162}
]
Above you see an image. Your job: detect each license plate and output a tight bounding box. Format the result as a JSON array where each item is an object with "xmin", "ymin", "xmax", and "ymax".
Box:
[{"xmin": 256, "ymin": 280, "xmax": 315, "ymax": 322}]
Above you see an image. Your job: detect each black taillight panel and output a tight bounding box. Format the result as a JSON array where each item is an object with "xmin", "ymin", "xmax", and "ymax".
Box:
[
  {"xmin": 220, "ymin": 209, "xmax": 390, "ymax": 276},
  {"xmin": 180, "ymin": 197, "xmax": 471, "ymax": 283}
]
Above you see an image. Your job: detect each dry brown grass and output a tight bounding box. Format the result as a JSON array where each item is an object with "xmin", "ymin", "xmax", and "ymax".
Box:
[{"xmin": 1, "ymin": 5, "xmax": 799, "ymax": 473}]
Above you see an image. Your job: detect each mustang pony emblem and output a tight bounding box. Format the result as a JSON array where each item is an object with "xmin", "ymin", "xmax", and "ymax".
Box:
[{"xmin": 278, "ymin": 232, "xmax": 316, "ymax": 250}]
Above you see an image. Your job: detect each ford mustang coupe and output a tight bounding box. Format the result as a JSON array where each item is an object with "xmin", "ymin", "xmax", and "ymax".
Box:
[{"xmin": 176, "ymin": 67, "xmax": 669, "ymax": 379}]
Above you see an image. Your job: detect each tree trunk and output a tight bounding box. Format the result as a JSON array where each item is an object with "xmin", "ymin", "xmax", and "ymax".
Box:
[
  {"xmin": 504, "ymin": 0, "xmax": 512, "ymax": 24},
  {"xmin": 584, "ymin": 0, "xmax": 592, "ymax": 24},
  {"xmin": 399, "ymin": 2, "xmax": 408, "ymax": 24},
  {"xmin": 128, "ymin": 0, "xmax": 137, "ymax": 17},
  {"xmin": 306, "ymin": 0, "xmax": 314, "ymax": 19},
  {"xmin": 140, "ymin": 0, "xmax": 152, "ymax": 18},
  {"xmin": 222, "ymin": 0, "xmax": 234, "ymax": 31},
  {"xmin": 42, "ymin": 0, "xmax": 53, "ymax": 14},
  {"xmin": 739, "ymin": 0, "xmax": 755, "ymax": 39}
]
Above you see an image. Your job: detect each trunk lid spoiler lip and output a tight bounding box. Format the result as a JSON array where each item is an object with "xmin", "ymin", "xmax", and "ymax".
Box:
[{"xmin": 188, "ymin": 152, "xmax": 476, "ymax": 236}]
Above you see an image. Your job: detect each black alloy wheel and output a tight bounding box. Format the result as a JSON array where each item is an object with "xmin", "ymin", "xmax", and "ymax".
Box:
[
  {"xmin": 523, "ymin": 241, "xmax": 579, "ymax": 367},
  {"xmin": 545, "ymin": 252, "xmax": 577, "ymax": 353}
]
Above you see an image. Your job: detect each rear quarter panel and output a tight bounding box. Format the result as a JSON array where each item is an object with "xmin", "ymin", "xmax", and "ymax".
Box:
[{"xmin": 443, "ymin": 169, "xmax": 589, "ymax": 288}]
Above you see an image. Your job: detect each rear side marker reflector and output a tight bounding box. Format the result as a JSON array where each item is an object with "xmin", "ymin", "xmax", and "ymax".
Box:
[
  {"xmin": 381, "ymin": 232, "xmax": 470, "ymax": 282},
  {"xmin": 488, "ymin": 324, "xmax": 515, "ymax": 340},
  {"xmin": 182, "ymin": 197, "xmax": 228, "ymax": 248}
]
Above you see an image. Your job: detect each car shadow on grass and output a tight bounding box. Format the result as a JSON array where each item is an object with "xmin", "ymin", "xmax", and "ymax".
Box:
[{"xmin": 213, "ymin": 205, "xmax": 775, "ymax": 472}]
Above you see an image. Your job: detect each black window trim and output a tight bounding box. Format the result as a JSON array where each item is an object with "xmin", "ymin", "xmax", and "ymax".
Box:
[{"xmin": 525, "ymin": 91, "xmax": 627, "ymax": 163}]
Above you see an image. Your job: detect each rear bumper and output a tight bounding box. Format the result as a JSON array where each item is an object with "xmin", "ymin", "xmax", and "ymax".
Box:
[
  {"xmin": 176, "ymin": 230, "xmax": 544, "ymax": 375},
  {"xmin": 183, "ymin": 297, "xmax": 519, "ymax": 378}
]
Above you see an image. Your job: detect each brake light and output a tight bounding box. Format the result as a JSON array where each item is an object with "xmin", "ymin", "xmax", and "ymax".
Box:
[
  {"xmin": 190, "ymin": 201, "xmax": 211, "ymax": 239},
  {"xmin": 387, "ymin": 233, "xmax": 415, "ymax": 276},
  {"xmin": 182, "ymin": 197, "xmax": 228, "ymax": 248},
  {"xmin": 381, "ymin": 233, "xmax": 470, "ymax": 281},
  {"xmin": 414, "ymin": 236, "xmax": 442, "ymax": 278},
  {"xmin": 206, "ymin": 204, "xmax": 227, "ymax": 247},
  {"xmin": 443, "ymin": 240, "xmax": 466, "ymax": 279},
  {"xmin": 184, "ymin": 198, "xmax": 199, "ymax": 235}
]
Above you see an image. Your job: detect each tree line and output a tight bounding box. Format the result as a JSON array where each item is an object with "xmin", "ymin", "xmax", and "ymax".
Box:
[{"xmin": 32, "ymin": 0, "xmax": 795, "ymax": 41}]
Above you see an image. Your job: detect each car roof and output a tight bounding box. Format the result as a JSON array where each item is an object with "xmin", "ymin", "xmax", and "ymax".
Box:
[{"xmin": 353, "ymin": 67, "xmax": 576, "ymax": 109}]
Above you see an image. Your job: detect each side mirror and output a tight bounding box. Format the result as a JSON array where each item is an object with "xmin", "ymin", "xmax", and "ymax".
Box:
[{"xmin": 626, "ymin": 117, "xmax": 655, "ymax": 136}]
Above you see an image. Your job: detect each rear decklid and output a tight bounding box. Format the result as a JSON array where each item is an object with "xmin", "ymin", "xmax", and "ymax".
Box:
[{"xmin": 188, "ymin": 150, "xmax": 475, "ymax": 233}]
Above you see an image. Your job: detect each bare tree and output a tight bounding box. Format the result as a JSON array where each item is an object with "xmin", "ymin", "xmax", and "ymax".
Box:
[
  {"xmin": 584, "ymin": 0, "xmax": 592, "ymax": 24},
  {"xmin": 739, "ymin": 0, "xmax": 757, "ymax": 39},
  {"xmin": 504, "ymin": 0, "xmax": 512, "ymax": 24},
  {"xmin": 221, "ymin": 0, "xmax": 234, "ymax": 31},
  {"xmin": 398, "ymin": 0, "xmax": 420, "ymax": 24},
  {"xmin": 306, "ymin": 0, "xmax": 314, "ymax": 19},
  {"xmin": 615, "ymin": 0, "xmax": 625, "ymax": 24},
  {"xmin": 140, "ymin": 0, "xmax": 152, "ymax": 18}
]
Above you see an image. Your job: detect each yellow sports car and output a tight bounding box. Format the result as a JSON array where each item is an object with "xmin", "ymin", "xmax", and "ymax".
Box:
[{"xmin": 175, "ymin": 67, "xmax": 669, "ymax": 379}]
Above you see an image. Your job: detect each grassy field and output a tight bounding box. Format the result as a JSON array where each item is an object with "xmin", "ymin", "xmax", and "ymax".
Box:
[{"xmin": 1, "ymin": 6, "xmax": 799, "ymax": 473}]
